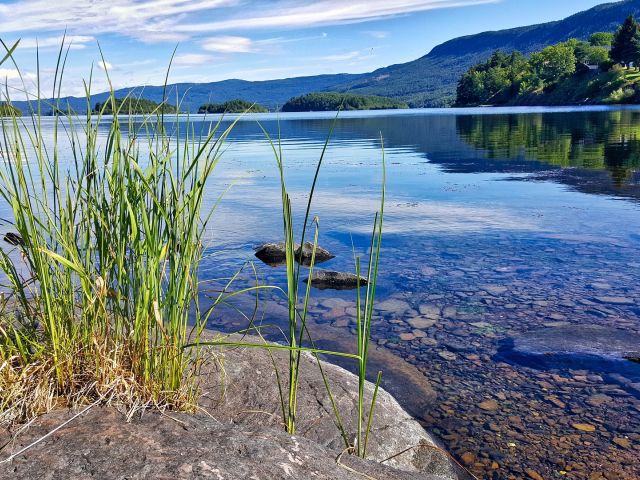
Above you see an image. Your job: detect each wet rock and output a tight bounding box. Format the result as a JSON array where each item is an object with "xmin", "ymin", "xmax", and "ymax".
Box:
[
  {"xmin": 460, "ymin": 452, "xmax": 475, "ymax": 466},
  {"xmin": 254, "ymin": 242, "xmax": 297, "ymax": 266},
  {"xmin": 526, "ymin": 469, "xmax": 544, "ymax": 480},
  {"xmin": 408, "ymin": 316, "xmax": 437, "ymax": 329},
  {"xmin": 255, "ymin": 241, "xmax": 335, "ymax": 267},
  {"xmin": 479, "ymin": 400, "xmax": 499, "ymax": 411},
  {"xmin": 295, "ymin": 241, "xmax": 336, "ymax": 266},
  {"xmin": 587, "ymin": 394, "xmax": 612, "ymax": 407},
  {"xmin": 400, "ymin": 332, "xmax": 417, "ymax": 341},
  {"xmin": 304, "ymin": 270, "xmax": 367, "ymax": 290},
  {"xmin": 572, "ymin": 423, "xmax": 596, "ymax": 432},
  {"xmin": 612, "ymin": 437, "xmax": 631, "ymax": 449},
  {"xmin": 378, "ymin": 298, "xmax": 412, "ymax": 313},
  {"xmin": 419, "ymin": 305, "xmax": 441, "ymax": 318},
  {"xmin": 482, "ymin": 285, "xmax": 508, "ymax": 296},
  {"xmin": 438, "ymin": 351, "xmax": 457, "ymax": 361}
]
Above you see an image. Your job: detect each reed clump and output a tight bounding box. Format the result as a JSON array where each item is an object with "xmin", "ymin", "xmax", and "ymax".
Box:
[{"xmin": 0, "ymin": 41, "xmax": 233, "ymax": 425}]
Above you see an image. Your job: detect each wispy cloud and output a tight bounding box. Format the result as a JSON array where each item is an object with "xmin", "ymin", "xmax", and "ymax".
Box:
[
  {"xmin": 202, "ymin": 36, "xmax": 255, "ymax": 53},
  {"xmin": 0, "ymin": 68, "xmax": 24, "ymax": 81},
  {"xmin": 174, "ymin": 1, "xmax": 500, "ymax": 33},
  {"xmin": 0, "ymin": 0, "xmax": 498, "ymax": 42},
  {"xmin": 0, "ymin": 0, "xmax": 239, "ymax": 42},
  {"xmin": 173, "ymin": 53, "xmax": 217, "ymax": 66},
  {"xmin": 321, "ymin": 50, "xmax": 367, "ymax": 62},
  {"xmin": 365, "ymin": 30, "xmax": 390, "ymax": 39}
]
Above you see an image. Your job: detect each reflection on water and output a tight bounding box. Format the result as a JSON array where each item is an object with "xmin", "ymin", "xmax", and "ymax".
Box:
[
  {"xmin": 2, "ymin": 107, "xmax": 640, "ymax": 479},
  {"xmin": 456, "ymin": 110, "xmax": 640, "ymax": 192}
]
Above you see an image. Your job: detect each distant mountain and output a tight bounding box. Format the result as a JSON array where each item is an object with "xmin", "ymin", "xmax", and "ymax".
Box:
[
  {"xmin": 14, "ymin": 74, "xmax": 365, "ymax": 114},
  {"xmin": 335, "ymin": 0, "xmax": 640, "ymax": 107},
  {"xmin": 12, "ymin": 0, "xmax": 640, "ymax": 112}
]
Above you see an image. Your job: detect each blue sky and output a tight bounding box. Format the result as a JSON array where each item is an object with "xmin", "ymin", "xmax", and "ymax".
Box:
[{"xmin": 0, "ymin": 0, "xmax": 608, "ymax": 97}]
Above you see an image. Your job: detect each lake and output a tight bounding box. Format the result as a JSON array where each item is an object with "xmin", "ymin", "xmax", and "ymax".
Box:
[{"xmin": 4, "ymin": 106, "xmax": 640, "ymax": 478}]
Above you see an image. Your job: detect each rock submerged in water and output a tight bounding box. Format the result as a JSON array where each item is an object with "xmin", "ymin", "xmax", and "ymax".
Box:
[
  {"xmin": 304, "ymin": 270, "xmax": 367, "ymax": 290},
  {"xmin": 254, "ymin": 241, "xmax": 334, "ymax": 267},
  {"xmin": 499, "ymin": 325, "xmax": 640, "ymax": 379}
]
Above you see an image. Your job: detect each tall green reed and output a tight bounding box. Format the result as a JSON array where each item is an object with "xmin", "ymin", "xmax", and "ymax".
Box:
[{"xmin": 190, "ymin": 122, "xmax": 386, "ymax": 458}]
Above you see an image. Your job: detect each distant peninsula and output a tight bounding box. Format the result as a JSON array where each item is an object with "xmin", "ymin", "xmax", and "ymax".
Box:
[
  {"xmin": 281, "ymin": 93, "xmax": 408, "ymax": 112},
  {"xmin": 198, "ymin": 99, "xmax": 268, "ymax": 113}
]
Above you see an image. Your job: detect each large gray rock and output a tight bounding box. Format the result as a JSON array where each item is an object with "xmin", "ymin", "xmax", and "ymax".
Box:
[
  {"xmin": 198, "ymin": 339, "xmax": 457, "ymax": 478},
  {"xmin": 0, "ymin": 336, "xmax": 460, "ymax": 480}
]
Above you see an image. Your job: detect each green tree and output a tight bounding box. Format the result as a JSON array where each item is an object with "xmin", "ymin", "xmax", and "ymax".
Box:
[
  {"xmin": 566, "ymin": 39, "xmax": 610, "ymax": 66},
  {"xmin": 455, "ymin": 50, "xmax": 528, "ymax": 106},
  {"xmin": 610, "ymin": 15, "xmax": 640, "ymax": 68},
  {"xmin": 529, "ymin": 44, "xmax": 576, "ymax": 84},
  {"xmin": 589, "ymin": 32, "xmax": 614, "ymax": 47}
]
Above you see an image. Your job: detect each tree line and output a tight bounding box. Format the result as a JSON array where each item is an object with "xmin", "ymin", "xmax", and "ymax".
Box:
[
  {"xmin": 281, "ymin": 92, "xmax": 408, "ymax": 112},
  {"xmin": 197, "ymin": 99, "xmax": 268, "ymax": 113}
]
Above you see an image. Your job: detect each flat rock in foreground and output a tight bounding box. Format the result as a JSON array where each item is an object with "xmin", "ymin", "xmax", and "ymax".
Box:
[
  {"xmin": 0, "ymin": 409, "xmax": 445, "ymax": 480},
  {"xmin": 0, "ymin": 336, "xmax": 460, "ymax": 479}
]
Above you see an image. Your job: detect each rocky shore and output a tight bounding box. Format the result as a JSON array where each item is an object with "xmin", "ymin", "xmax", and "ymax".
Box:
[{"xmin": 0, "ymin": 337, "xmax": 462, "ymax": 480}]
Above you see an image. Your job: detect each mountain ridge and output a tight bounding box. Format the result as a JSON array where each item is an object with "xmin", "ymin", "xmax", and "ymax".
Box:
[{"xmin": 11, "ymin": 0, "xmax": 640, "ymax": 112}]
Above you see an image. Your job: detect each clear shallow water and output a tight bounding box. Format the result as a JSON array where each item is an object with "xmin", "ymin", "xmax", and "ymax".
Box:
[{"xmin": 4, "ymin": 107, "xmax": 640, "ymax": 478}]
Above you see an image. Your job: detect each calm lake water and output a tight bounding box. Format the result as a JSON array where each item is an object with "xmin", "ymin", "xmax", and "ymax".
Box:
[{"xmin": 5, "ymin": 107, "xmax": 640, "ymax": 478}]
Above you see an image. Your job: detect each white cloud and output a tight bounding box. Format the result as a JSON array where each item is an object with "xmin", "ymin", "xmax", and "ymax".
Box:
[
  {"xmin": 97, "ymin": 60, "xmax": 113, "ymax": 71},
  {"xmin": 173, "ymin": 53, "xmax": 217, "ymax": 66},
  {"xmin": 0, "ymin": 0, "xmax": 498, "ymax": 42},
  {"xmin": 0, "ymin": 0, "xmax": 239, "ymax": 43},
  {"xmin": 18, "ymin": 35, "xmax": 95, "ymax": 50},
  {"xmin": 202, "ymin": 36, "xmax": 255, "ymax": 53},
  {"xmin": 0, "ymin": 68, "xmax": 38, "ymax": 98}
]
